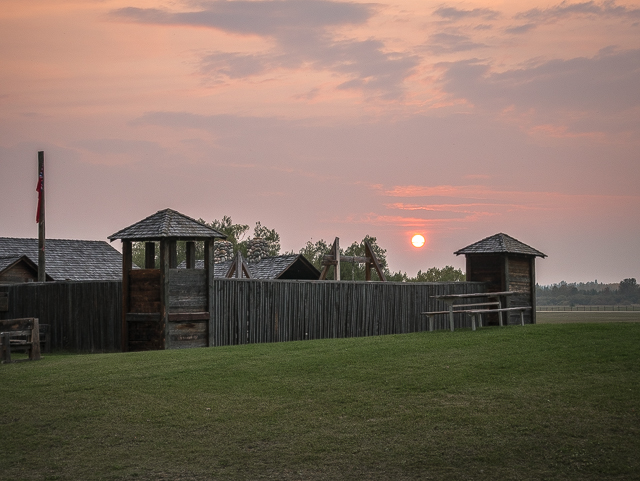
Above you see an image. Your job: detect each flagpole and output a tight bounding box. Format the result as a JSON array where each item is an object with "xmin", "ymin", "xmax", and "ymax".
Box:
[{"xmin": 38, "ymin": 151, "xmax": 46, "ymax": 282}]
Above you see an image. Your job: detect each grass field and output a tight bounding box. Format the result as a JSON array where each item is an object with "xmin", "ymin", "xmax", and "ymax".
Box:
[{"xmin": 1, "ymin": 323, "xmax": 639, "ymax": 480}]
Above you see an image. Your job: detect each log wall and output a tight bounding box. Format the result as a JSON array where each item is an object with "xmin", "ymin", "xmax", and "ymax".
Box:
[
  {"xmin": 209, "ymin": 279, "xmax": 486, "ymax": 347},
  {"xmin": 0, "ymin": 281, "xmax": 121, "ymax": 352},
  {"xmin": 0, "ymin": 279, "xmax": 487, "ymax": 352}
]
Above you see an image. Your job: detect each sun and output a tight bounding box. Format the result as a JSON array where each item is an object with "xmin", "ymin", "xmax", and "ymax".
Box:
[{"xmin": 411, "ymin": 234, "xmax": 425, "ymax": 248}]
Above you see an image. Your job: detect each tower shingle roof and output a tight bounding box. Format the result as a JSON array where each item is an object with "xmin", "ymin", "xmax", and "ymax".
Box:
[
  {"xmin": 109, "ymin": 209, "xmax": 226, "ymax": 241},
  {"xmin": 454, "ymin": 233, "xmax": 546, "ymax": 257}
]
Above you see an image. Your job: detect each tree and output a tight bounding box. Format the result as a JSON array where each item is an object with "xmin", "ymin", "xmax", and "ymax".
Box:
[
  {"xmin": 299, "ymin": 239, "xmax": 331, "ymax": 270},
  {"xmin": 409, "ymin": 266, "xmax": 465, "ymax": 282},
  {"xmin": 618, "ymin": 278, "xmax": 639, "ymax": 303}
]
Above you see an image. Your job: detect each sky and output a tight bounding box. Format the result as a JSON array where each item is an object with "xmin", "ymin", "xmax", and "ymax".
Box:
[{"xmin": 1, "ymin": 0, "xmax": 639, "ymax": 285}]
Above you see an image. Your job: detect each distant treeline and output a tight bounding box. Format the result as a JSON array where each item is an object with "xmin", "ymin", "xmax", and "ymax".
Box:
[{"xmin": 536, "ymin": 278, "xmax": 640, "ymax": 306}]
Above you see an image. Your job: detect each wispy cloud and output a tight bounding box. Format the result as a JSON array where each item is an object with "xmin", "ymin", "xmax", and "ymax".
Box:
[
  {"xmin": 434, "ymin": 6, "xmax": 500, "ymax": 21},
  {"xmin": 516, "ymin": 0, "xmax": 640, "ymax": 22},
  {"xmin": 427, "ymin": 32, "xmax": 486, "ymax": 55},
  {"xmin": 112, "ymin": 0, "xmax": 417, "ymax": 98},
  {"xmin": 438, "ymin": 48, "xmax": 640, "ymax": 133}
]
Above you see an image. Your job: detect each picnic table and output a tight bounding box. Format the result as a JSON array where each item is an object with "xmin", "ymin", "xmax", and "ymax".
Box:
[{"xmin": 425, "ymin": 291, "xmax": 527, "ymax": 332}]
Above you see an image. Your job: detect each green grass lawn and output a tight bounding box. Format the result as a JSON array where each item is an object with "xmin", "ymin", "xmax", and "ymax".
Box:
[{"xmin": 1, "ymin": 323, "xmax": 639, "ymax": 480}]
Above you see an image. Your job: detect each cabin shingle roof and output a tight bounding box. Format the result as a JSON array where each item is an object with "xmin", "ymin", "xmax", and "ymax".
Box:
[
  {"xmin": 180, "ymin": 254, "xmax": 320, "ymax": 279},
  {"xmin": 0, "ymin": 238, "xmax": 123, "ymax": 281},
  {"xmin": 454, "ymin": 233, "xmax": 546, "ymax": 258},
  {"xmin": 108, "ymin": 208, "xmax": 226, "ymax": 241}
]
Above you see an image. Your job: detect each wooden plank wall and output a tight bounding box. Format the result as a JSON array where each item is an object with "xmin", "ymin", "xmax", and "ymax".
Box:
[
  {"xmin": 507, "ymin": 256, "xmax": 533, "ymax": 325},
  {"xmin": 209, "ymin": 279, "xmax": 486, "ymax": 347},
  {"xmin": 129, "ymin": 269, "xmax": 161, "ymax": 313},
  {"xmin": 0, "ymin": 281, "xmax": 121, "ymax": 352},
  {"xmin": 169, "ymin": 269, "xmax": 207, "ymax": 312},
  {"xmin": 0, "ymin": 279, "xmax": 487, "ymax": 352}
]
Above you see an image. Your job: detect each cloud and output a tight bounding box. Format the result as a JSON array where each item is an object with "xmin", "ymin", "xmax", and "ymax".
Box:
[
  {"xmin": 111, "ymin": 0, "xmax": 372, "ymax": 35},
  {"xmin": 112, "ymin": 0, "xmax": 416, "ymax": 98},
  {"xmin": 438, "ymin": 48, "xmax": 640, "ymax": 131},
  {"xmin": 504, "ymin": 23, "xmax": 536, "ymax": 35},
  {"xmin": 427, "ymin": 32, "xmax": 486, "ymax": 54},
  {"xmin": 434, "ymin": 6, "xmax": 500, "ymax": 21},
  {"xmin": 516, "ymin": 0, "xmax": 640, "ymax": 22}
]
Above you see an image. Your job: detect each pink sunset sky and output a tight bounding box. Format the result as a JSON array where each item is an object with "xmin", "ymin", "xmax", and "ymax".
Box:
[{"xmin": 1, "ymin": 0, "xmax": 639, "ymax": 284}]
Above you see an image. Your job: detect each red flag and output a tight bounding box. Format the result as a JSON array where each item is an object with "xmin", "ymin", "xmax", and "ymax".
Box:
[{"xmin": 36, "ymin": 168, "xmax": 43, "ymax": 223}]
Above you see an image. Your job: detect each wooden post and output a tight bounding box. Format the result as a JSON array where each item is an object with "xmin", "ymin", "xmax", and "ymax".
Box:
[
  {"xmin": 145, "ymin": 242, "xmax": 155, "ymax": 269},
  {"xmin": 530, "ymin": 257, "xmax": 537, "ymax": 324},
  {"xmin": 37, "ymin": 151, "xmax": 46, "ymax": 283},
  {"xmin": 364, "ymin": 240, "xmax": 387, "ymax": 282},
  {"xmin": 160, "ymin": 240, "xmax": 170, "ymax": 349},
  {"xmin": 471, "ymin": 314, "xmax": 476, "ymax": 331},
  {"xmin": 1, "ymin": 332, "xmax": 11, "ymax": 363},
  {"xmin": 334, "ymin": 237, "xmax": 340, "ymax": 281},
  {"xmin": 205, "ymin": 239, "xmax": 215, "ymax": 347},
  {"xmin": 235, "ymin": 251, "xmax": 242, "ymax": 278},
  {"xmin": 121, "ymin": 240, "xmax": 132, "ymax": 352},
  {"xmin": 30, "ymin": 318, "xmax": 41, "ymax": 361},
  {"xmin": 186, "ymin": 241, "xmax": 196, "ymax": 269},
  {"xmin": 168, "ymin": 241, "xmax": 177, "ymax": 268},
  {"xmin": 498, "ymin": 298, "xmax": 504, "ymax": 327},
  {"xmin": 520, "ymin": 310, "xmax": 525, "ymax": 326},
  {"xmin": 448, "ymin": 303, "xmax": 454, "ymax": 332}
]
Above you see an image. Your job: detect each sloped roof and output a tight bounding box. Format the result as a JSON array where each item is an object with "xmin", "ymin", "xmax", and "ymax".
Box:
[
  {"xmin": 0, "ymin": 255, "xmax": 54, "ymax": 282},
  {"xmin": 454, "ymin": 233, "xmax": 546, "ymax": 258},
  {"xmin": 0, "ymin": 255, "xmax": 25, "ymax": 272},
  {"xmin": 180, "ymin": 254, "xmax": 320, "ymax": 280},
  {"xmin": 108, "ymin": 208, "xmax": 226, "ymax": 241},
  {"xmin": 0, "ymin": 238, "xmax": 123, "ymax": 281}
]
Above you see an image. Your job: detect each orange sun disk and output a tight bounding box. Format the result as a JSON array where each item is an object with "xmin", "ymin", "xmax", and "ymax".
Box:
[{"xmin": 411, "ymin": 234, "xmax": 425, "ymax": 248}]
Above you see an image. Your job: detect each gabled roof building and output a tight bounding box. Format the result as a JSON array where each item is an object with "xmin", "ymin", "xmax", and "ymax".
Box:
[{"xmin": 0, "ymin": 237, "xmax": 122, "ymax": 282}]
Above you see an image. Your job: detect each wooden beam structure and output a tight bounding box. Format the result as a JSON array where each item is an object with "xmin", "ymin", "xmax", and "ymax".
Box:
[
  {"xmin": 319, "ymin": 237, "xmax": 386, "ymax": 281},
  {"xmin": 226, "ymin": 251, "xmax": 252, "ymax": 278}
]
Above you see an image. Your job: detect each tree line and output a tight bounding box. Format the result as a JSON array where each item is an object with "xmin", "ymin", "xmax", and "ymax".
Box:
[
  {"xmin": 132, "ymin": 216, "xmax": 464, "ymax": 282},
  {"xmin": 536, "ymin": 279, "xmax": 640, "ymax": 306}
]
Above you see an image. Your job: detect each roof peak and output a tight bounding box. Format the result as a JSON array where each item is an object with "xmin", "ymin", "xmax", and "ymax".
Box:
[
  {"xmin": 108, "ymin": 208, "xmax": 227, "ymax": 241},
  {"xmin": 454, "ymin": 233, "xmax": 546, "ymax": 257}
]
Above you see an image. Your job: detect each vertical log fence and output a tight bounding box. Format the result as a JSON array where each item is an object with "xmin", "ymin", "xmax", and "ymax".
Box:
[{"xmin": 0, "ymin": 279, "xmax": 487, "ymax": 352}]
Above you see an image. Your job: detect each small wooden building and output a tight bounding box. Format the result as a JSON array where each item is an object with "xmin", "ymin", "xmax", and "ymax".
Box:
[
  {"xmin": 181, "ymin": 254, "xmax": 320, "ymax": 280},
  {"xmin": 109, "ymin": 209, "xmax": 226, "ymax": 351},
  {"xmin": 0, "ymin": 255, "xmax": 51, "ymax": 284},
  {"xmin": 454, "ymin": 233, "xmax": 546, "ymax": 324}
]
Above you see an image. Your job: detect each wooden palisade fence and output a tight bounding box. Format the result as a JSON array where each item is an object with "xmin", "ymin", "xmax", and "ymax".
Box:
[
  {"xmin": 209, "ymin": 279, "xmax": 486, "ymax": 346},
  {"xmin": 0, "ymin": 281, "xmax": 121, "ymax": 352},
  {"xmin": 1, "ymin": 279, "xmax": 487, "ymax": 352}
]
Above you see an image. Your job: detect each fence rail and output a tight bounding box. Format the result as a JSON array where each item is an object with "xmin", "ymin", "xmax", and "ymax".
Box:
[
  {"xmin": 1, "ymin": 279, "xmax": 489, "ymax": 352},
  {"xmin": 537, "ymin": 305, "xmax": 640, "ymax": 311}
]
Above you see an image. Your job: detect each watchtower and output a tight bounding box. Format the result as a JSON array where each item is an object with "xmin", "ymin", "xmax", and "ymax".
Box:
[
  {"xmin": 109, "ymin": 209, "xmax": 226, "ymax": 351},
  {"xmin": 454, "ymin": 233, "xmax": 546, "ymax": 324}
]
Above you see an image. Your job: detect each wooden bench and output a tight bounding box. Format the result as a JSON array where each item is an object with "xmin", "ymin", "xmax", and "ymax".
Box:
[
  {"xmin": 422, "ymin": 302, "xmax": 500, "ymax": 332},
  {"xmin": 0, "ymin": 318, "xmax": 42, "ymax": 363},
  {"xmin": 466, "ymin": 306, "xmax": 532, "ymax": 330},
  {"xmin": 422, "ymin": 306, "xmax": 531, "ymax": 332}
]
